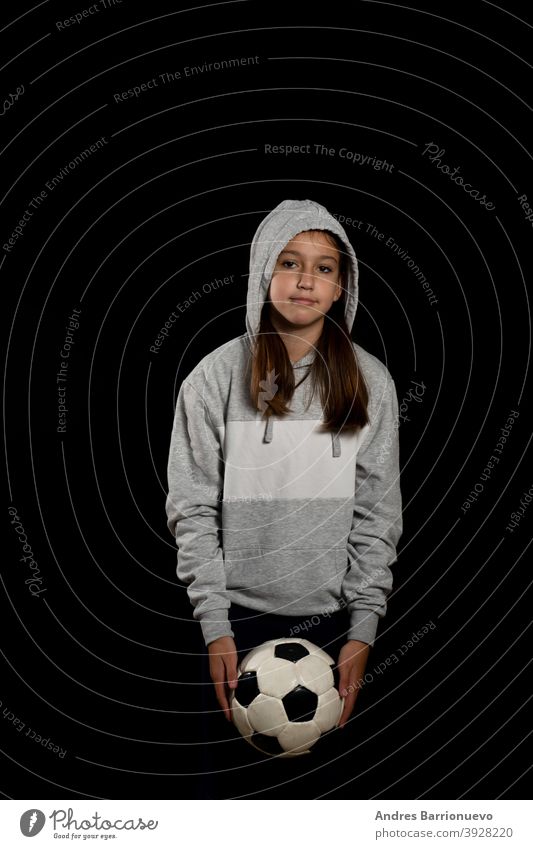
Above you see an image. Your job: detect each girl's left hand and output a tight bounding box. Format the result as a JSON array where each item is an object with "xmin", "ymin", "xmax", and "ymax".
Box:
[{"xmin": 336, "ymin": 640, "xmax": 371, "ymax": 728}]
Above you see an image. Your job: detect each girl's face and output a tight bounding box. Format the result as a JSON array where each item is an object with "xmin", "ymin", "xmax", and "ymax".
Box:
[{"xmin": 267, "ymin": 230, "xmax": 342, "ymax": 331}]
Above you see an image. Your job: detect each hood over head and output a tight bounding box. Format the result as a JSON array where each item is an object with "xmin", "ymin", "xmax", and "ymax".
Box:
[
  {"xmin": 245, "ymin": 199, "xmax": 360, "ymax": 458},
  {"xmin": 246, "ymin": 198, "xmax": 359, "ymax": 362}
]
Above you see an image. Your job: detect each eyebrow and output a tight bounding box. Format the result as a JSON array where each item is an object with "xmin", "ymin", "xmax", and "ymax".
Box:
[{"xmin": 279, "ymin": 249, "xmax": 338, "ymax": 263}]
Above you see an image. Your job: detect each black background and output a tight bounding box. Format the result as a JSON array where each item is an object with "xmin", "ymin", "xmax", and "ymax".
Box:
[{"xmin": 1, "ymin": 0, "xmax": 532, "ymax": 800}]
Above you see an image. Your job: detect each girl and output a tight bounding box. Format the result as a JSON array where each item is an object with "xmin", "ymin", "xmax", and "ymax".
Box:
[{"xmin": 165, "ymin": 199, "xmax": 402, "ymax": 787}]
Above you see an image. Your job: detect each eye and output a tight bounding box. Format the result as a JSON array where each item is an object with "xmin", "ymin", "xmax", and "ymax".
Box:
[
  {"xmin": 319, "ymin": 265, "xmax": 333, "ymax": 273},
  {"xmin": 281, "ymin": 260, "xmax": 297, "ymax": 268}
]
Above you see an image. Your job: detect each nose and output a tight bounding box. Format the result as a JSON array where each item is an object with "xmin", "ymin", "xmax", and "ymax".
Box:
[{"xmin": 297, "ymin": 269, "xmax": 315, "ymax": 288}]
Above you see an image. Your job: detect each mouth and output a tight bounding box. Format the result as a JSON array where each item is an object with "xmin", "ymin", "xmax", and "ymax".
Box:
[{"xmin": 290, "ymin": 298, "xmax": 317, "ymax": 305}]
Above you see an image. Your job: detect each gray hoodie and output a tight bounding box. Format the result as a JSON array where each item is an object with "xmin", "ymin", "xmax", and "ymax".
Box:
[{"xmin": 165, "ymin": 199, "xmax": 402, "ymax": 648}]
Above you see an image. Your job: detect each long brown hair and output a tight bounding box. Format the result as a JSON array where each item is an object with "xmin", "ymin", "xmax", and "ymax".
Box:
[{"xmin": 250, "ymin": 230, "xmax": 369, "ymax": 433}]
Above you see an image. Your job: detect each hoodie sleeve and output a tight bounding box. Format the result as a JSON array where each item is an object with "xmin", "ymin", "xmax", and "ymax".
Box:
[
  {"xmin": 341, "ymin": 371, "xmax": 402, "ymax": 647},
  {"xmin": 165, "ymin": 374, "xmax": 234, "ymax": 647}
]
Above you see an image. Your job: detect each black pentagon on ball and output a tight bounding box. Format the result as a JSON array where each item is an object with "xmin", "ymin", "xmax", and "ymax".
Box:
[
  {"xmin": 234, "ymin": 671, "xmax": 260, "ymax": 708},
  {"xmin": 274, "ymin": 642, "xmax": 310, "ymax": 662},
  {"xmin": 251, "ymin": 732, "xmax": 285, "ymax": 757},
  {"xmin": 282, "ymin": 685, "xmax": 318, "ymax": 722}
]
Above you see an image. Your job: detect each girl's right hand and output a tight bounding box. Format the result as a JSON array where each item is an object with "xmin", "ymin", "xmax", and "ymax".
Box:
[{"xmin": 207, "ymin": 636, "xmax": 239, "ymax": 722}]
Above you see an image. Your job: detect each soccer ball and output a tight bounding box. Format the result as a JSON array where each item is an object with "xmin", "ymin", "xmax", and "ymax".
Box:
[{"xmin": 229, "ymin": 637, "xmax": 344, "ymax": 758}]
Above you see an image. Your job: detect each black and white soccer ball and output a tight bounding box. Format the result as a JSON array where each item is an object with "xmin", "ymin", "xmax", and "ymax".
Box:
[{"xmin": 229, "ymin": 637, "xmax": 344, "ymax": 758}]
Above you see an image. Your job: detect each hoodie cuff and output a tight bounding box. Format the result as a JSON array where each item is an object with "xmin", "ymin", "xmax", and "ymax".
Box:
[
  {"xmin": 346, "ymin": 609, "xmax": 380, "ymax": 647},
  {"xmin": 200, "ymin": 608, "xmax": 235, "ymax": 647}
]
